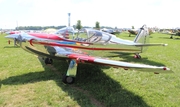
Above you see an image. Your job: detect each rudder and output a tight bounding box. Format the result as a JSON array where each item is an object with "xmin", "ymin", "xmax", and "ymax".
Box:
[{"xmin": 133, "ymin": 25, "xmax": 150, "ymax": 52}]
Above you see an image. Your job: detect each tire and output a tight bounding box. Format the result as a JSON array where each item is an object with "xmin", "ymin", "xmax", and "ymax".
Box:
[{"xmin": 62, "ymin": 75, "xmax": 75, "ymax": 84}]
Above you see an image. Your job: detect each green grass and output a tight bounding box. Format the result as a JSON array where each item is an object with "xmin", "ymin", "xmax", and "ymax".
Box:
[{"xmin": 0, "ymin": 32, "xmax": 180, "ymax": 107}]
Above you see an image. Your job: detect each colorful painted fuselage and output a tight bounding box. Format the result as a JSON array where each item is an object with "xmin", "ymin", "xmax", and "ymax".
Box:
[
  {"xmin": 4, "ymin": 25, "xmax": 172, "ymax": 74},
  {"xmin": 19, "ymin": 32, "xmax": 141, "ymax": 60}
]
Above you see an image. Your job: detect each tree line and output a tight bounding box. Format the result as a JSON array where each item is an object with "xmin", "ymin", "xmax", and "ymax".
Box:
[
  {"xmin": 16, "ymin": 25, "xmax": 66, "ymax": 30},
  {"xmin": 15, "ymin": 20, "xmax": 114, "ymax": 30}
]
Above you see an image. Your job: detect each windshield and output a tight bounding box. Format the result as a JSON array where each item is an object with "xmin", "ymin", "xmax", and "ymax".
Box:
[
  {"xmin": 55, "ymin": 27, "xmax": 75, "ymax": 39},
  {"xmin": 74, "ymin": 28, "xmax": 112, "ymax": 44}
]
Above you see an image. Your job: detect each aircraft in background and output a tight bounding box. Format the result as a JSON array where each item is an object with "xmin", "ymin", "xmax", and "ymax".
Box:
[
  {"xmin": 169, "ymin": 29, "xmax": 180, "ymax": 39},
  {"xmin": 101, "ymin": 28, "xmax": 115, "ymax": 34},
  {"xmin": 160, "ymin": 29, "xmax": 180, "ymax": 39},
  {"xmin": 5, "ymin": 25, "xmax": 172, "ymax": 84},
  {"xmin": 128, "ymin": 29, "xmax": 139, "ymax": 37},
  {"xmin": 100, "ymin": 28, "xmax": 121, "ymax": 35}
]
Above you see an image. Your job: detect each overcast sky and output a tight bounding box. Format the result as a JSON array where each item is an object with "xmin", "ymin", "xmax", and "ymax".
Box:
[{"xmin": 0, "ymin": 0, "xmax": 179, "ymax": 29}]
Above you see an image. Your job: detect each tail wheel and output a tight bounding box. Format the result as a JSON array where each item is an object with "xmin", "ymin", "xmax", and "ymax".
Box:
[
  {"xmin": 134, "ymin": 54, "xmax": 141, "ymax": 59},
  {"xmin": 45, "ymin": 58, "xmax": 53, "ymax": 65},
  {"xmin": 62, "ymin": 75, "xmax": 75, "ymax": 84}
]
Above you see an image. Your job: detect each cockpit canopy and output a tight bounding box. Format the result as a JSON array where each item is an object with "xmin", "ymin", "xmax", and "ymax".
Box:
[
  {"xmin": 55, "ymin": 26, "xmax": 75, "ymax": 35},
  {"xmin": 55, "ymin": 27, "xmax": 75, "ymax": 39},
  {"xmin": 55, "ymin": 27, "xmax": 114, "ymax": 44},
  {"xmin": 84, "ymin": 28, "xmax": 112, "ymax": 43}
]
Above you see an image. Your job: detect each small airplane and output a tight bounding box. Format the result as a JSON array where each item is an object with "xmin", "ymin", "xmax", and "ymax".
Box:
[
  {"xmin": 5, "ymin": 25, "xmax": 172, "ymax": 84},
  {"xmin": 101, "ymin": 28, "xmax": 115, "ymax": 34},
  {"xmin": 128, "ymin": 28, "xmax": 154, "ymax": 37},
  {"xmin": 160, "ymin": 29, "xmax": 180, "ymax": 39},
  {"xmin": 169, "ymin": 30, "xmax": 180, "ymax": 39},
  {"xmin": 128, "ymin": 29, "xmax": 138, "ymax": 37},
  {"xmin": 6, "ymin": 25, "xmax": 167, "ymax": 59}
]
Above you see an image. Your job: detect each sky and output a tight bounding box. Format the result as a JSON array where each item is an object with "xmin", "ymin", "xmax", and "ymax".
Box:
[{"xmin": 0, "ymin": 0, "xmax": 179, "ymax": 29}]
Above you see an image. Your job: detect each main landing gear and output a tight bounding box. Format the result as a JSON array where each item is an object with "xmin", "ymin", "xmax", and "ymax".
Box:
[
  {"xmin": 62, "ymin": 75, "xmax": 75, "ymax": 84},
  {"xmin": 62, "ymin": 59, "xmax": 77, "ymax": 84},
  {"xmin": 43, "ymin": 58, "xmax": 78, "ymax": 84}
]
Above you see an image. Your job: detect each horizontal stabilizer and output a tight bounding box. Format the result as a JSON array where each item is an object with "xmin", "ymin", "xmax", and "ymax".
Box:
[{"xmin": 134, "ymin": 43, "xmax": 168, "ymax": 47}]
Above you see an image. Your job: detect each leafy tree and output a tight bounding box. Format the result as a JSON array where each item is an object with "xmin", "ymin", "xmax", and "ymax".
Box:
[
  {"xmin": 132, "ymin": 26, "xmax": 135, "ymax": 29},
  {"xmin": 76, "ymin": 20, "xmax": 82, "ymax": 30},
  {"xmin": 95, "ymin": 21, "xmax": 100, "ymax": 30},
  {"xmin": 15, "ymin": 25, "xmax": 66, "ymax": 30}
]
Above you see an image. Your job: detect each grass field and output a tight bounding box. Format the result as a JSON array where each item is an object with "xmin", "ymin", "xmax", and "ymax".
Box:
[{"xmin": 0, "ymin": 32, "xmax": 180, "ymax": 107}]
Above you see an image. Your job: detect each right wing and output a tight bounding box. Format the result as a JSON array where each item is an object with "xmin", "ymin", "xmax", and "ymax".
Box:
[
  {"xmin": 67, "ymin": 54, "xmax": 173, "ymax": 74},
  {"xmin": 31, "ymin": 39, "xmax": 173, "ymax": 74}
]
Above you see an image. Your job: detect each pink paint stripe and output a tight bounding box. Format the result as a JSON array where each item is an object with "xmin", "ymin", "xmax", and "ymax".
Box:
[{"xmin": 32, "ymin": 41, "xmax": 139, "ymax": 51}]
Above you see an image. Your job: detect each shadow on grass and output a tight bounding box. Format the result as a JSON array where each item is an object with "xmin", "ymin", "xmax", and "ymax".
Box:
[
  {"xmin": 159, "ymin": 36, "xmax": 180, "ymax": 40},
  {"xmin": 1, "ymin": 57, "xmax": 150, "ymax": 107},
  {"xmin": 3, "ymin": 46, "xmax": 20, "ymax": 48},
  {"xmin": 158, "ymin": 37, "xmax": 172, "ymax": 39},
  {"xmin": 108, "ymin": 52, "xmax": 166, "ymax": 66},
  {"xmin": 173, "ymin": 37, "xmax": 180, "ymax": 40}
]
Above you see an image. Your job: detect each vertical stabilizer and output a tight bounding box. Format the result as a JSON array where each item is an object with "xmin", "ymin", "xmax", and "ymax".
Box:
[
  {"xmin": 133, "ymin": 25, "xmax": 149, "ymax": 43},
  {"xmin": 133, "ymin": 25, "xmax": 150, "ymax": 52}
]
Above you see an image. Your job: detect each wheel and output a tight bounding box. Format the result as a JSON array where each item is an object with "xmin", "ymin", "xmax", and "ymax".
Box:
[
  {"xmin": 62, "ymin": 75, "xmax": 75, "ymax": 84},
  {"xmin": 44, "ymin": 58, "xmax": 53, "ymax": 64}
]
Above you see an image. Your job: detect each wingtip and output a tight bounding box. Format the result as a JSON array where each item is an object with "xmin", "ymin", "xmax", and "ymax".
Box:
[
  {"xmin": 154, "ymin": 67, "xmax": 173, "ymax": 74},
  {"xmin": 163, "ymin": 67, "xmax": 174, "ymax": 73}
]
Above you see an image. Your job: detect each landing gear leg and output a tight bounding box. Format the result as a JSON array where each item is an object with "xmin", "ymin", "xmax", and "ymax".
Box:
[
  {"xmin": 134, "ymin": 53, "xmax": 141, "ymax": 59},
  {"xmin": 62, "ymin": 59, "xmax": 77, "ymax": 84}
]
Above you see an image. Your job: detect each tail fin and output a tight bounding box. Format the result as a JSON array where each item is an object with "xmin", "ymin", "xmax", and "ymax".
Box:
[
  {"xmin": 133, "ymin": 25, "xmax": 150, "ymax": 52},
  {"xmin": 133, "ymin": 25, "xmax": 149, "ymax": 43}
]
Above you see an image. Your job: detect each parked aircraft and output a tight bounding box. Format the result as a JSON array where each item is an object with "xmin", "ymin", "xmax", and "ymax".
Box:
[
  {"xmin": 160, "ymin": 29, "xmax": 180, "ymax": 39},
  {"xmin": 128, "ymin": 28, "xmax": 154, "ymax": 37},
  {"xmin": 5, "ymin": 25, "xmax": 172, "ymax": 84},
  {"xmin": 169, "ymin": 30, "xmax": 180, "ymax": 39},
  {"xmin": 6, "ymin": 25, "xmax": 167, "ymax": 58},
  {"xmin": 101, "ymin": 28, "xmax": 115, "ymax": 34}
]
